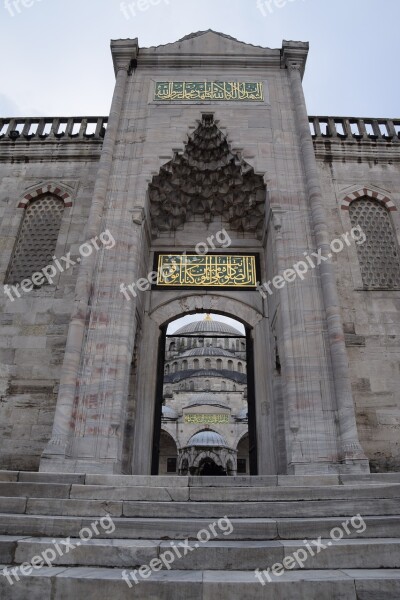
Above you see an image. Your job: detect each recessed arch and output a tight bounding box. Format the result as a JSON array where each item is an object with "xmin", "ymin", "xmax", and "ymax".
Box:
[
  {"xmin": 341, "ymin": 187, "xmax": 396, "ymax": 211},
  {"xmin": 18, "ymin": 183, "xmax": 73, "ymax": 209},
  {"xmin": 132, "ymin": 293, "xmax": 276, "ymax": 477}
]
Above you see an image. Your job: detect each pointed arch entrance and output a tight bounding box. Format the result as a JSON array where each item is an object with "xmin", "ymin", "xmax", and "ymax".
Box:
[{"xmin": 131, "ymin": 295, "xmax": 276, "ymax": 476}]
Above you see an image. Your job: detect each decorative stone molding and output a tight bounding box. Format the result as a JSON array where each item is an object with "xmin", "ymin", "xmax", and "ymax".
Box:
[
  {"xmin": 341, "ymin": 188, "xmax": 396, "ymax": 211},
  {"xmin": 111, "ymin": 38, "xmax": 139, "ymax": 75},
  {"xmin": 18, "ymin": 183, "xmax": 73, "ymax": 208},
  {"xmin": 131, "ymin": 206, "xmax": 145, "ymax": 225},
  {"xmin": 149, "ymin": 114, "xmax": 266, "ymax": 237}
]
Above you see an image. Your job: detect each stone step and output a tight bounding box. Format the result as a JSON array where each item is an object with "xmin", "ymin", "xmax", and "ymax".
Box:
[
  {"xmin": 69, "ymin": 483, "xmax": 400, "ymax": 502},
  {"xmin": 1, "ymin": 481, "xmax": 400, "ymax": 502},
  {"xmin": 0, "ymin": 567, "xmax": 399, "ymax": 599},
  {"xmin": 3, "ymin": 471, "xmax": 400, "ymax": 487},
  {"xmin": 1, "ymin": 514, "xmax": 400, "ymax": 541},
  {"xmin": 1, "ymin": 496, "xmax": 399, "ymax": 518},
  {"xmin": 1, "ymin": 536, "xmax": 400, "ymax": 570}
]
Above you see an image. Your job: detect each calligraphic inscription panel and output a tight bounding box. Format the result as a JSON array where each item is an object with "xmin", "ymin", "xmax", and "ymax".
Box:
[
  {"xmin": 157, "ymin": 255, "xmax": 257, "ymax": 288},
  {"xmin": 154, "ymin": 81, "xmax": 264, "ymax": 102},
  {"xmin": 184, "ymin": 414, "xmax": 229, "ymax": 425}
]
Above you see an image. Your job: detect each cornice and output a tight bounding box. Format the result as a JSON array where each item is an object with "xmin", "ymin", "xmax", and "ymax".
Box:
[
  {"xmin": 111, "ymin": 38, "xmax": 139, "ymax": 76},
  {"xmin": 280, "ymin": 40, "xmax": 309, "ymax": 79},
  {"xmin": 135, "ymin": 54, "xmax": 282, "ymax": 70}
]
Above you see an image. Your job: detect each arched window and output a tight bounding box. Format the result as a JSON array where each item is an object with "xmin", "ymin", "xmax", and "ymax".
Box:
[
  {"xmin": 228, "ymin": 360, "xmax": 233, "ymax": 371},
  {"xmin": 165, "ymin": 364, "xmax": 170, "ymax": 375},
  {"xmin": 169, "ymin": 341, "xmax": 176, "ymax": 352},
  {"xmin": 205, "ymin": 379, "xmax": 210, "ymax": 391},
  {"xmin": 182, "ymin": 360, "xmax": 188, "ymax": 371},
  {"xmin": 238, "ymin": 362, "xmax": 243, "ymax": 373},
  {"xmin": 193, "ymin": 359, "xmax": 199, "ymax": 370},
  {"xmin": 216, "ymin": 359, "xmax": 223, "ymax": 370},
  {"xmin": 205, "ymin": 358, "xmax": 211, "ymax": 370},
  {"xmin": 172, "ymin": 362, "xmax": 178, "ymax": 373},
  {"xmin": 349, "ymin": 198, "xmax": 400, "ymax": 289},
  {"xmin": 7, "ymin": 195, "xmax": 64, "ymax": 284}
]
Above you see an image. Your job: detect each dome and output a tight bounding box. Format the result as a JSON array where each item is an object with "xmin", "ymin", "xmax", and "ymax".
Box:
[
  {"xmin": 162, "ymin": 405, "xmax": 179, "ymax": 420},
  {"xmin": 236, "ymin": 408, "xmax": 248, "ymax": 420},
  {"xmin": 179, "ymin": 347, "xmax": 236, "ymax": 358},
  {"xmin": 173, "ymin": 317, "xmax": 242, "ymax": 337},
  {"xmin": 183, "ymin": 393, "xmax": 230, "ymax": 409},
  {"xmin": 187, "ymin": 430, "xmax": 228, "ymax": 447}
]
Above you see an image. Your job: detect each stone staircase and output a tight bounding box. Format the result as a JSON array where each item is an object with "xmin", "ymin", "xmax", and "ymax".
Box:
[{"xmin": 0, "ymin": 471, "xmax": 400, "ymax": 598}]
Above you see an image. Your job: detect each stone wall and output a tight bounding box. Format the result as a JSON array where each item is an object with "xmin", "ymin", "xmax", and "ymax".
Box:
[
  {"xmin": 0, "ymin": 121, "xmax": 103, "ymax": 469},
  {"xmin": 312, "ymin": 120, "xmax": 400, "ymax": 471}
]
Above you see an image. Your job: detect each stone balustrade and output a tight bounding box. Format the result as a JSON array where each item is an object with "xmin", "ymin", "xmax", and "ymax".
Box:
[
  {"xmin": 0, "ymin": 116, "xmax": 108, "ymax": 141},
  {"xmin": 309, "ymin": 116, "xmax": 400, "ymax": 142}
]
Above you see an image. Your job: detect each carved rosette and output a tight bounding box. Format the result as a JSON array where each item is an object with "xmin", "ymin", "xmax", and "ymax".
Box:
[{"xmin": 149, "ymin": 115, "xmax": 266, "ymax": 237}]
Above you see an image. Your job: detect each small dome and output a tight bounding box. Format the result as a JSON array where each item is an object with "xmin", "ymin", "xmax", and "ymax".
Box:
[
  {"xmin": 162, "ymin": 405, "xmax": 178, "ymax": 420},
  {"xmin": 179, "ymin": 347, "xmax": 236, "ymax": 358},
  {"xmin": 184, "ymin": 393, "xmax": 230, "ymax": 409},
  {"xmin": 236, "ymin": 408, "xmax": 248, "ymax": 420},
  {"xmin": 187, "ymin": 430, "xmax": 228, "ymax": 447},
  {"xmin": 173, "ymin": 317, "xmax": 242, "ymax": 337}
]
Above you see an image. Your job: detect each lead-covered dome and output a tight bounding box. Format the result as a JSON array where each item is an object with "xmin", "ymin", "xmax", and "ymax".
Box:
[
  {"xmin": 187, "ymin": 430, "xmax": 228, "ymax": 447},
  {"xmin": 179, "ymin": 347, "xmax": 236, "ymax": 358},
  {"xmin": 174, "ymin": 317, "xmax": 242, "ymax": 337},
  {"xmin": 183, "ymin": 393, "xmax": 230, "ymax": 409},
  {"xmin": 162, "ymin": 405, "xmax": 179, "ymax": 420}
]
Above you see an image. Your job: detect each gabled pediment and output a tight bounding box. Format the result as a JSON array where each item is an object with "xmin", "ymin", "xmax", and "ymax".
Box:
[{"xmin": 143, "ymin": 29, "xmax": 275, "ymax": 56}]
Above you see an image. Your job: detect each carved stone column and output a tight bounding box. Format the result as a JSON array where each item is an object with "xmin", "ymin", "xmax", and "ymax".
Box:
[
  {"xmin": 282, "ymin": 42, "xmax": 369, "ymax": 471},
  {"xmin": 40, "ymin": 40, "xmax": 139, "ymax": 472}
]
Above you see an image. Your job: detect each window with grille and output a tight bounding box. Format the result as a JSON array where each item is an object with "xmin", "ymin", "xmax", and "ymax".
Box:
[
  {"xmin": 349, "ymin": 198, "xmax": 400, "ymax": 290},
  {"xmin": 6, "ymin": 195, "xmax": 64, "ymax": 285}
]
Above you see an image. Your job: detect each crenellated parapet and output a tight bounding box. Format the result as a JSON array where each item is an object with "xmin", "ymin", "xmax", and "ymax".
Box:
[
  {"xmin": 309, "ymin": 116, "xmax": 400, "ymax": 142},
  {"xmin": 0, "ymin": 116, "xmax": 108, "ymax": 142}
]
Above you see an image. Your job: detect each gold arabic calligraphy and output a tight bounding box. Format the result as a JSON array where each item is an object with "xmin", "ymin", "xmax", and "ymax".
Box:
[
  {"xmin": 157, "ymin": 255, "xmax": 257, "ymax": 288},
  {"xmin": 184, "ymin": 414, "xmax": 229, "ymax": 424},
  {"xmin": 154, "ymin": 81, "xmax": 264, "ymax": 102}
]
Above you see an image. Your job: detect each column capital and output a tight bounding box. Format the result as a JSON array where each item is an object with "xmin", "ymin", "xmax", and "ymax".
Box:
[
  {"xmin": 111, "ymin": 38, "xmax": 139, "ymax": 75},
  {"xmin": 281, "ymin": 40, "xmax": 309, "ymax": 78}
]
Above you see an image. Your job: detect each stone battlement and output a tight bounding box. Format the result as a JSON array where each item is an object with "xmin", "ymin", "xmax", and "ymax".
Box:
[
  {"xmin": 0, "ymin": 116, "xmax": 108, "ymax": 142},
  {"xmin": 309, "ymin": 115, "xmax": 400, "ymax": 142}
]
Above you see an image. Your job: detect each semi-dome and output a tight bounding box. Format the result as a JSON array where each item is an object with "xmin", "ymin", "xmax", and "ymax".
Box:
[
  {"xmin": 187, "ymin": 430, "xmax": 228, "ymax": 447},
  {"xmin": 173, "ymin": 316, "xmax": 242, "ymax": 337},
  {"xmin": 178, "ymin": 347, "xmax": 236, "ymax": 358},
  {"xmin": 183, "ymin": 393, "xmax": 230, "ymax": 409},
  {"xmin": 162, "ymin": 405, "xmax": 179, "ymax": 420}
]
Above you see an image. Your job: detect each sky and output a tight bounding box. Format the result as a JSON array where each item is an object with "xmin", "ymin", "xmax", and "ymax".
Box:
[{"xmin": 0, "ymin": 0, "xmax": 399, "ymax": 119}]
